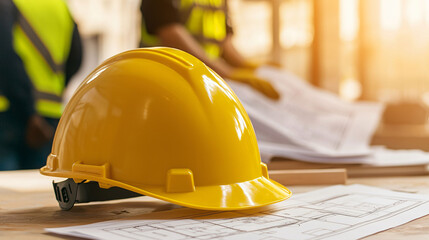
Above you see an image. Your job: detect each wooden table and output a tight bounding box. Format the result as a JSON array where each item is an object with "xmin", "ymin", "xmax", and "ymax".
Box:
[{"xmin": 1, "ymin": 170, "xmax": 429, "ymax": 239}]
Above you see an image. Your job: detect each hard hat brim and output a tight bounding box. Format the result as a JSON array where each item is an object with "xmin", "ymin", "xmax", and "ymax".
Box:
[
  {"xmin": 135, "ymin": 176, "xmax": 292, "ymax": 210},
  {"xmin": 41, "ymin": 167, "xmax": 291, "ymax": 210}
]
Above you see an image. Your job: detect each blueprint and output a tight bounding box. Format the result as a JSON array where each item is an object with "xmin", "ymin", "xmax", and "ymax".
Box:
[
  {"xmin": 46, "ymin": 184, "xmax": 429, "ymax": 240},
  {"xmin": 227, "ymin": 67, "xmax": 385, "ymax": 164},
  {"xmin": 228, "ymin": 67, "xmax": 384, "ymax": 154}
]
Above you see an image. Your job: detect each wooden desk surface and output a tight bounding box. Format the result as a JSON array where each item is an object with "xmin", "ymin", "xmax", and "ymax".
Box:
[{"xmin": 1, "ymin": 170, "xmax": 429, "ymax": 240}]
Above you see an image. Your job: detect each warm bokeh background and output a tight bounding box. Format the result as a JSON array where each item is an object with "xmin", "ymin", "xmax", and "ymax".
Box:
[{"xmin": 65, "ymin": 0, "xmax": 429, "ymax": 105}]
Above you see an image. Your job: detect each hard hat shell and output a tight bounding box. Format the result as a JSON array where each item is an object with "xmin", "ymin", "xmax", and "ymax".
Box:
[{"xmin": 40, "ymin": 47, "xmax": 291, "ymax": 210}]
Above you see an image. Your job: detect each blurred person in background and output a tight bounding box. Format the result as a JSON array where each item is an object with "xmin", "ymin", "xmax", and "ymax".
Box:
[
  {"xmin": 0, "ymin": 0, "xmax": 82, "ymax": 170},
  {"xmin": 140, "ymin": 0, "xmax": 280, "ymax": 100}
]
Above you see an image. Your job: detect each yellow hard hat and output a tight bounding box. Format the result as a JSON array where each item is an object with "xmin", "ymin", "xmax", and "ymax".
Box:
[{"xmin": 40, "ymin": 47, "xmax": 291, "ymax": 211}]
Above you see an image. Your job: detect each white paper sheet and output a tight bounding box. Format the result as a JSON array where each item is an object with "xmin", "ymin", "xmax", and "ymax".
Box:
[
  {"xmin": 259, "ymin": 142, "xmax": 429, "ymax": 166},
  {"xmin": 368, "ymin": 146, "xmax": 429, "ymax": 166},
  {"xmin": 46, "ymin": 184, "xmax": 429, "ymax": 240},
  {"xmin": 227, "ymin": 67, "xmax": 384, "ymax": 157}
]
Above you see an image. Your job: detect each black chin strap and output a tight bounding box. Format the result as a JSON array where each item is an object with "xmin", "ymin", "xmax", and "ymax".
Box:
[{"xmin": 52, "ymin": 178, "xmax": 143, "ymax": 210}]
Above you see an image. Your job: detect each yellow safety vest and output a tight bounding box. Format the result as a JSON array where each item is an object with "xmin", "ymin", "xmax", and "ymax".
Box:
[
  {"xmin": 0, "ymin": 0, "xmax": 74, "ymax": 118},
  {"xmin": 141, "ymin": 0, "xmax": 227, "ymax": 59}
]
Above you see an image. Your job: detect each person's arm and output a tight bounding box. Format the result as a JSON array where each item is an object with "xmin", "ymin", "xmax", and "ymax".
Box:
[
  {"xmin": 157, "ymin": 23, "xmax": 233, "ymax": 77},
  {"xmin": 221, "ymin": 34, "xmax": 249, "ymax": 68}
]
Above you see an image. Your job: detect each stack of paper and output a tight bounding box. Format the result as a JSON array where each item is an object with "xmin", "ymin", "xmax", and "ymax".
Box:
[{"xmin": 228, "ymin": 67, "xmax": 429, "ymax": 166}]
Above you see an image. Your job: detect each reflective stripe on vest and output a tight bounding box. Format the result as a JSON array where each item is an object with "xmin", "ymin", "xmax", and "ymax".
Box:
[
  {"xmin": 36, "ymin": 100, "xmax": 63, "ymax": 119},
  {"xmin": 141, "ymin": 0, "xmax": 227, "ymax": 59},
  {"xmin": 0, "ymin": 95, "xmax": 10, "ymax": 112},
  {"xmin": 12, "ymin": 0, "xmax": 73, "ymax": 118}
]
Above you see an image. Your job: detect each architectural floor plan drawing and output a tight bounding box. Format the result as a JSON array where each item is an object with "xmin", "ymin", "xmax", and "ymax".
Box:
[{"xmin": 46, "ymin": 184, "xmax": 429, "ymax": 240}]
